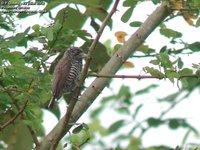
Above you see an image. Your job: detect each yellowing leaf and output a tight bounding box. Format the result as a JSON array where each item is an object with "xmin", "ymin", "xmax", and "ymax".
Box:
[
  {"xmin": 124, "ymin": 61, "xmax": 134, "ymax": 68},
  {"xmin": 115, "ymin": 31, "xmax": 127, "ymax": 43},
  {"xmin": 28, "ymin": 88, "xmax": 33, "ymax": 94},
  {"xmin": 182, "ymin": 11, "xmax": 197, "ymax": 26},
  {"xmin": 173, "ymin": 1, "xmax": 183, "ymax": 10}
]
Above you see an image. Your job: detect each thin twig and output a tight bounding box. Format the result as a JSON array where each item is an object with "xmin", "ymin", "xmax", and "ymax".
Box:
[
  {"xmin": 0, "ymin": 100, "xmax": 28, "ymax": 131},
  {"xmin": 49, "ymin": 1, "xmax": 120, "ymax": 149},
  {"xmin": 0, "ymin": 83, "xmax": 40, "ymax": 147},
  {"xmin": 87, "ymin": 74, "xmax": 198, "ymax": 79}
]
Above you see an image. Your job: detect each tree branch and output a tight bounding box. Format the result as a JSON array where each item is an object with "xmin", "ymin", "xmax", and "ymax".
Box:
[
  {"xmin": 0, "ymin": 100, "xmax": 28, "ymax": 131},
  {"xmin": 38, "ymin": 1, "xmax": 120, "ymax": 149},
  {"xmin": 0, "ymin": 82, "xmax": 40, "ymax": 147},
  {"xmin": 87, "ymin": 74, "xmax": 198, "ymax": 79}
]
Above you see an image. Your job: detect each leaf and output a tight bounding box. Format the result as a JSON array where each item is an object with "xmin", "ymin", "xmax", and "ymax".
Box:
[
  {"xmin": 147, "ymin": 117, "xmax": 164, "ymax": 127},
  {"xmin": 150, "ymin": 59, "xmax": 160, "ymax": 65},
  {"xmin": 195, "ymin": 69, "xmax": 200, "ymax": 77},
  {"xmin": 127, "ymin": 136, "xmax": 141, "ymax": 150},
  {"xmin": 144, "ymin": 67, "xmax": 165, "ymax": 78},
  {"xmin": 81, "ymin": 41, "xmax": 110, "ymax": 72},
  {"xmin": 123, "ymin": 0, "xmax": 137, "ymax": 7},
  {"xmin": 32, "ymin": 24, "xmax": 40, "ymax": 32},
  {"xmin": 89, "ymin": 119, "xmax": 107, "ymax": 136},
  {"xmin": 160, "ymin": 27, "xmax": 182, "ymax": 38},
  {"xmin": 85, "ymin": 7, "xmax": 111, "ymax": 28},
  {"xmin": 182, "ymin": 11, "xmax": 197, "ymax": 26},
  {"xmin": 188, "ymin": 42, "xmax": 200, "ymax": 52},
  {"xmin": 165, "ymin": 70, "xmax": 180, "ymax": 83},
  {"xmin": 72, "ymin": 124, "xmax": 84, "ymax": 134},
  {"xmin": 138, "ymin": 44, "xmax": 155, "ymax": 54},
  {"xmin": 46, "ymin": 28, "xmax": 54, "ymax": 41},
  {"xmin": 152, "ymin": 0, "xmax": 161, "ymax": 4},
  {"xmin": 115, "ymin": 31, "xmax": 127, "ymax": 43},
  {"xmin": 178, "ymin": 68, "xmax": 193, "ymax": 76},
  {"xmin": 196, "ymin": 17, "xmax": 200, "ymax": 27},
  {"xmin": 135, "ymin": 84, "xmax": 158, "ymax": 95},
  {"xmin": 121, "ymin": 7, "xmax": 134, "ymax": 23},
  {"xmin": 132, "ymin": 104, "xmax": 143, "ymax": 120},
  {"xmin": 158, "ymin": 52, "xmax": 173, "ymax": 68},
  {"xmin": 0, "ymin": 121, "xmax": 33, "ymax": 150},
  {"xmin": 118, "ymin": 85, "xmax": 132, "ymax": 104},
  {"xmin": 123, "ymin": 61, "xmax": 134, "ymax": 68},
  {"xmin": 90, "ymin": 106, "xmax": 103, "ymax": 119},
  {"xmin": 168, "ymin": 119, "xmax": 182, "ymax": 130},
  {"xmin": 56, "ymin": 7, "xmax": 86, "ymax": 30},
  {"xmin": 177, "ymin": 58, "xmax": 183, "ymax": 69},
  {"xmin": 129, "ymin": 21, "xmax": 142, "ymax": 27},
  {"xmin": 157, "ymin": 91, "xmax": 181, "ymax": 102},
  {"xmin": 108, "ymin": 120, "xmax": 125, "ymax": 134}
]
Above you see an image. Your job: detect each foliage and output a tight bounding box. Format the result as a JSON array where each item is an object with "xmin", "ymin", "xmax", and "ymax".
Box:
[{"xmin": 0, "ymin": 0, "xmax": 200, "ymax": 150}]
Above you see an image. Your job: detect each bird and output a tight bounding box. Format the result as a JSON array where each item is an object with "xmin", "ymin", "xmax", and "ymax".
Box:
[{"xmin": 48, "ymin": 47, "xmax": 85, "ymax": 108}]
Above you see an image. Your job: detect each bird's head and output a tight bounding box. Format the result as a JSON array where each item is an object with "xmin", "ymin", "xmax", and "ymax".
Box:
[{"xmin": 66, "ymin": 47, "xmax": 86, "ymax": 59}]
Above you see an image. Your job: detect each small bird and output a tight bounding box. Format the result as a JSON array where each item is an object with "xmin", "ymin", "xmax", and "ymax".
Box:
[{"xmin": 48, "ymin": 47, "xmax": 85, "ymax": 108}]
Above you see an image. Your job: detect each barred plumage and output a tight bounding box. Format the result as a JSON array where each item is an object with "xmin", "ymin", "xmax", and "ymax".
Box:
[{"xmin": 48, "ymin": 47, "xmax": 85, "ymax": 108}]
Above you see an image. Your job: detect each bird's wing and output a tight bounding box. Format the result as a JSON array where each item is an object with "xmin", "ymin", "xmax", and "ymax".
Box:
[{"xmin": 52, "ymin": 55, "xmax": 71, "ymax": 99}]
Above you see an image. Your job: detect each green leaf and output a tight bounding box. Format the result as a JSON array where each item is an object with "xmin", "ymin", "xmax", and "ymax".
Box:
[
  {"xmin": 195, "ymin": 69, "xmax": 200, "ymax": 77},
  {"xmin": 85, "ymin": 7, "xmax": 111, "ymax": 27},
  {"xmin": 127, "ymin": 136, "xmax": 141, "ymax": 150},
  {"xmin": 129, "ymin": 21, "xmax": 142, "ymax": 27},
  {"xmin": 89, "ymin": 119, "xmax": 107, "ymax": 136},
  {"xmin": 196, "ymin": 17, "xmax": 200, "ymax": 27},
  {"xmin": 56, "ymin": 7, "xmax": 86, "ymax": 30},
  {"xmin": 168, "ymin": 119, "xmax": 182, "ymax": 130},
  {"xmin": 81, "ymin": 41, "xmax": 110, "ymax": 72},
  {"xmin": 90, "ymin": 106, "xmax": 103, "ymax": 119},
  {"xmin": 177, "ymin": 58, "xmax": 183, "ymax": 69},
  {"xmin": 165, "ymin": 70, "xmax": 180, "ymax": 83},
  {"xmin": 32, "ymin": 24, "xmax": 40, "ymax": 32},
  {"xmin": 188, "ymin": 42, "xmax": 200, "ymax": 52},
  {"xmin": 150, "ymin": 59, "xmax": 160, "ymax": 65},
  {"xmin": 118, "ymin": 85, "xmax": 132, "ymax": 104},
  {"xmin": 158, "ymin": 91, "xmax": 181, "ymax": 102},
  {"xmin": 147, "ymin": 118, "xmax": 163, "ymax": 127},
  {"xmin": 152, "ymin": 0, "xmax": 161, "ymax": 4},
  {"xmin": 108, "ymin": 120, "xmax": 125, "ymax": 134},
  {"xmin": 46, "ymin": 28, "xmax": 54, "ymax": 41},
  {"xmin": 158, "ymin": 52, "xmax": 173, "ymax": 68},
  {"xmin": 178, "ymin": 68, "xmax": 193, "ymax": 76},
  {"xmin": 72, "ymin": 124, "xmax": 84, "ymax": 134},
  {"xmin": 144, "ymin": 67, "xmax": 165, "ymax": 78},
  {"xmin": 121, "ymin": 7, "xmax": 134, "ymax": 23},
  {"xmin": 135, "ymin": 84, "xmax": 158, "ymax": 95},
  {"xmin": 0, "ymin": 121, "xmax": 33, "ymax": 150},
  {"xmin": 160, "ymin": 27, "xmax": 182, "ymax": 38},
  {"xmin": 123, "ymin": 0, "xmax": 138, "ymax": 7},
  {"xmin": 132, "ymin": 104, "xmax": 143, "ymax": 120},
  {"xmin": 138, "ymin": 44, "xmax": 155, "ymax": 54}
]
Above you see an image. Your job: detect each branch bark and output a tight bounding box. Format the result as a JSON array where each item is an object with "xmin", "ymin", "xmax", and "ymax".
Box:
[{"xmin": 38, "ymin": 2, "xmax": 172, "ymax": 150}]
